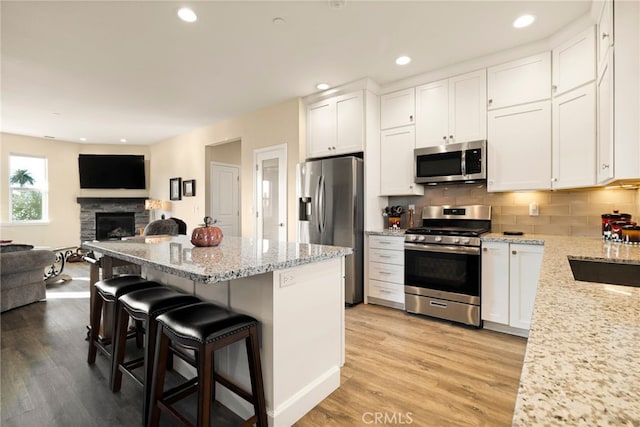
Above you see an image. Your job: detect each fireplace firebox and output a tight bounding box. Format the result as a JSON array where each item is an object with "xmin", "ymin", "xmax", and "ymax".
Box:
[{"xmin": 95, "ymin": 212, "xmax": 136, "ymax": 240}]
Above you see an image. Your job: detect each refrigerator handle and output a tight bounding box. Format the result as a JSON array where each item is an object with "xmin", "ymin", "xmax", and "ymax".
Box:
[{"xmin": 318, "ymin": 175, "xmax": 326, "ymax": 233}]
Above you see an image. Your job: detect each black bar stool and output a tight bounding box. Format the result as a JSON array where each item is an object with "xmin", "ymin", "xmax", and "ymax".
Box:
[
  {"xmin": 148, "ymin": 302, "xmax": 267, "ymax": 427},
  {"xmin": 112, "ymin": 286, "xmax": 200, "ymax": 425},
  {"xmin": 87, "ymin": 275, "xmax": 161, "ymax": 388}
]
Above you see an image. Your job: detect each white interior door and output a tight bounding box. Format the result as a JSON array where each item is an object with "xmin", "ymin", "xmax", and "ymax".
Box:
[
  {"xmin": 254, "ymin": 145, "xmax": 287, "ymax": 241},
  {"xmin": 210, "ymin": 162, "xmax": 240, "ymax": 236}
]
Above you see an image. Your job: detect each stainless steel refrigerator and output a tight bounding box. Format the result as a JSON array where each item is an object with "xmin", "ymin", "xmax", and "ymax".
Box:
[{"xmin": 297, "ymin": 156, "xmax": 364, "ymax": 305}]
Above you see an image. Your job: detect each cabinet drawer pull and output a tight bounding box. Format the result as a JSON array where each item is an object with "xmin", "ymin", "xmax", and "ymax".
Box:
[
  {"xmin": 378, "ymin": 271, "xmax": 392, "ymax": 275},
  {"xmin": 409, "ymin": 115, "xmax": 414, "ymax": 122},
  {"xmin": 512, "ymin": 250, "xmax": 517, "ymax": 255},
  {"xmin": 602, "ymin": 32, "xmax": 609, "ymax": 40},
  {"xmin": 430, "ymin": 301, "xmax": 447, "ymax": 308},
  {"xmin": 602, "ymin": 163, "xmax": 610, "ymax": 169}
]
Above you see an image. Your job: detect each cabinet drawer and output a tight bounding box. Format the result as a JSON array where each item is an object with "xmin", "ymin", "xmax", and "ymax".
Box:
[
  {"xmin": 369, "ymin": 235, "xmax": 405, "ymax": 251},
  {"xmin": 369, "ymin": 248, "xmax": 404, "ymax": 265},
  {"xmin": 369, "ymin": 262, "xmax": 403, "ymax": 284},
  {"xmin": 368, "ymin": 279, "xmax": 404, "ymax": 304}
]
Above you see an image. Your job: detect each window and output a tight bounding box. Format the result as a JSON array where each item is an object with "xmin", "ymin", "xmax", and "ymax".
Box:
[{"xmin": 9, "ymin": 154, "xmax": 48, "ymax": 222}]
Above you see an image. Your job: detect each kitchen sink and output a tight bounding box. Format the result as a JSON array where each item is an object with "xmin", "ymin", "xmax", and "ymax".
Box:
[{"xmin": 568, "ymin": 258, "xmax": 640, "ymax": 287}]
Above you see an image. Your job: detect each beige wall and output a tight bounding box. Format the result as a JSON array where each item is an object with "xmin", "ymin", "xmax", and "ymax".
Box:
[
  {"xmin": 390, "ymin": 185, "xmax": 640, "ymax": 237},
  {"xmin": 149, "ymin": 98, "xmax": 301, "ymax": 239},
  {"xmin": 0, "ymin": 133, "xmax": 150, "ymax": 247}
]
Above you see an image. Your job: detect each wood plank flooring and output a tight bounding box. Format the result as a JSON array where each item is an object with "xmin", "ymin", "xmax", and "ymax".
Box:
[
  {"xmin": 1, "ymin": 263, "xmax": 526, "ymax": 426},
  {"xmin": 295, "ymin": 304, "xmax": 526, "ymax": 426}
]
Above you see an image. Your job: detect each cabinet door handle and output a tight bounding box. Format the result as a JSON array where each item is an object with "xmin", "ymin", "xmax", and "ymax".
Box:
[
  {"xmin": 551, "ymin": 177, "xmax": 558, "ymax": 182},
  {"xmin": 449, "ymin": 135, "xmax": 453, "ymax": 140},
  {"xmin": 602, "ymin": 164, "xmax": 610, "ymax": 169},
  {"xmin": 602, "ymin": 32, "xmax": 609, "ymax": 40},
  {"xmin": 482, "ymin": 247, "xmax": 488, "ymax": 252},
  {"xmin": 512, "ymin": 250, "xmax": 517, "ymax": 255},
  {"xmin": 409, "ymin": 115, "xmax": 414, "ymax": 122},
  {"xmin": 552, "ymin": 85, "xmax": 558, "ymax": 92},
  {"xmin": 488, "ymin": 99, "xmax": 493, "ymax": 105},
  {"xmin": 442, "ymin": 136, "xmax": 447, "ymax": 141}
]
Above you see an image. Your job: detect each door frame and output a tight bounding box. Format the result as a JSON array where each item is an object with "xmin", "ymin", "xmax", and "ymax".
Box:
[
  {"xmin": 253, "ymin": 144, "xmax": 287, "ymax": 241},
  {"xmin": 210, "ymin": 161, "xmax": 240, "ymax": 236}
]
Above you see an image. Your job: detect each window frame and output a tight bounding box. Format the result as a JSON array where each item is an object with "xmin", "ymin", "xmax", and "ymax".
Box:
[{"xmin": 8, "ymin": 153, "xmax": 49, "ymax": 223}]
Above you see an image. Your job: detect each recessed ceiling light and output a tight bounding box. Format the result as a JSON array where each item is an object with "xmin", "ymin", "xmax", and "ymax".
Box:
[
  {"xmin": 395, "ymin": 56, "xmax": 411, "ymax": 66},
  {"xmin": 52, "ymin": 112, "xmax": 61, "ymax": 116},
  {"xmin": 316, "ymin": 83, "xmax": 330, "ymax": 91},
  {"xmin": 513, "ymin": 14, "xmax": 535, "ymax": 29},
  {"xmin": 80, "ymin": 137, "xmax": 87, "ymax": 142},
  {"xmin": 44, "ymin": 135, "xmax": 55, "ymax": 139},
  {"xmin": 177, "ymin": 7, "xmax": 197, "ymax": 23},
  {"xmin": 120, "ymin": 138, "xmax": 127, "ymax": 143},
  {"xmin": 272, "ymin": 17, "xmax": 286, "ymax": 25}
]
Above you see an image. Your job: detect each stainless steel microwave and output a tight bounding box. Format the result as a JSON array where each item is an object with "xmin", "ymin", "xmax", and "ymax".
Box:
[{"xmin": 414, "ymin": 140, "xmax": 486, "ymax": 184}]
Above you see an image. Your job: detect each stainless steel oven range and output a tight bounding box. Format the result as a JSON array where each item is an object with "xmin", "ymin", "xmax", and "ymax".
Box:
[{"xmin": 404, "ymin": 205, "xmax": 491, "ymax": 327}]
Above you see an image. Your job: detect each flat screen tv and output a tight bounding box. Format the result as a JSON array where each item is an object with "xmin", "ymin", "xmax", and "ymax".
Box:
[{"xmin": 78, "ymin": 154, "xmax": 146, "ymax": 189}]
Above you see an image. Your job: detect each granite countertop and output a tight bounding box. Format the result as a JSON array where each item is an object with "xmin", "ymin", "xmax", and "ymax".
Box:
[
  {"xmin": 366, "ymin": 229, "xmax": 406, "ymax": 237},
  {"xmin": 481, "ymin": 234, "xmax": 640, "ymax": 425},
  {"xmin": 82, "ymin": 235, "xmax": 352, "ymax": 284}
]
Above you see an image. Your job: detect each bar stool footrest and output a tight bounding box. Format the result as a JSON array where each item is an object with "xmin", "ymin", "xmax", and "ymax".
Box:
[{"xmin": 163, "ymin": 377, "xmax": 198, "ymax": 405}]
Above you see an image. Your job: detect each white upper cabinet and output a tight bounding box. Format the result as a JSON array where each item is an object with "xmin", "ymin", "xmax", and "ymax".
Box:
[
  {"xmin": 449, "ymin": 70, "xmax": 487, "ymax": 144},
  {"xmin": 487, "ymin": 52, "xmax": 551, "ymax": 110},
  {"xmin": 335, "ymin": 92, "xmax": 365, "ymax": 153},
  {"xmin": 307, "ymin": 99, "xmax": 335, "ymax": 158},
  {"xmin": 596, "ymin": 0, "xmax": 614, "ymax": 73},
  {"xmin": 415, "ymin": 69, "xmax": 487, "ymax": 148},
  {"xmin": 380, "ymin": 126, "xmax": 423, "ymax": 196},
  {"xmin": 487, "ymin": 101, "xmax": 551, "ymax": 192},
  {"xmin": 597, "ymin": 51, "xmax": 614, "ymax": 184},
  {"xmin": 552, "ymin": 26, "xmax": 596, "ymax": 97},
  {"xmin": 380, "ymin": 88, "xmax": 415, "ymax": 130},
  {"xmin": 552, "ymin": 83, "xmax": 596, "ymax": 189},
  {"xmin": 415, "ymin": 79, "xmax": 449, "ymax": 147},
  {"xmin": 307, "ymin": 90, "xmax": 364, "ymax": 159}
]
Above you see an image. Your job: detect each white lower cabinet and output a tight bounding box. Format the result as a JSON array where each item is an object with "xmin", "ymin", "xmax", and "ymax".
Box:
[
  {"xmin": 481, "ymin": 241, "xmax": 544, "ymax": 337},
  {"xmin": 366, "ymin": 234, "xmax": 405, "ymax": 309}
]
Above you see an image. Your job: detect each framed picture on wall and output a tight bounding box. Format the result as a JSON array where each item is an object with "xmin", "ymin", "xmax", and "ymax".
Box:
[
  {"xmin": 170, "ymin": 177, "xmax": 182, "ymax": 201},
  {"xmin": 183, "ymin": 179, "xmax": 196, "ymax": 197}
]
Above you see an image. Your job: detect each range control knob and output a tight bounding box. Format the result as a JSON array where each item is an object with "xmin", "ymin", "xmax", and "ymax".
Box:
[
  {"xmin": 406, "ymin": 235, "xmax": 417, "ymax": 242},
  {"xmin": 434, "ymin": 236, "xmax": 442, "ymax": 242},
  {"xmin": 462, "ymin": 238, "xmax": 471, "ymax": 244},
  {"xmin": 452, "ymin": 238, "xmax": 461, "ymax": 244},
  {"xmin": 417, "ymin": 235, "xmax": 426, "ymax": 242}
]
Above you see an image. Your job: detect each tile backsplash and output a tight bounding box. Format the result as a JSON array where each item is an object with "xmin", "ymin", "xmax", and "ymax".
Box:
[{"xmin": 389, "ymin": 184, "xmax": 640, "ymax": 237}]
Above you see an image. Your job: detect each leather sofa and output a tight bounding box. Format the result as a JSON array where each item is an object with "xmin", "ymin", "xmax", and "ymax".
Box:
[{"xmin": 1, "ymin": 245, "xmax": 55, "ymax": 312}]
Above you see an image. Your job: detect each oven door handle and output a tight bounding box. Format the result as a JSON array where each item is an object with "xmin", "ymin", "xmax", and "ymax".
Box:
[{"xmin": 404, "ymin": 243, "xmax": 480, "ymax": 255}]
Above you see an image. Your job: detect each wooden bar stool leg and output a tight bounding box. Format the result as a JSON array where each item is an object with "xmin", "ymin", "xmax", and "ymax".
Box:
[
  {"xmin": 197, "ymin": 344, "xmax": 214, "ymax": 427},
  {"xmin": 148, "ymin": 327, "xmax": 170, "ymax": 427},
  {"xmin": 112, "ymin": 303, "xmax": 131, "ymax": 392},
  {"xmin": 247, "ymin": 326, "xmax": 267, "ymax": 427},
  {"xmin": 87, "ymin": 293, "xmax": 104, "ymax": 364},
  {"xmin": 142, "ymin": 318, "xmax": 158, "ymax": 426}
]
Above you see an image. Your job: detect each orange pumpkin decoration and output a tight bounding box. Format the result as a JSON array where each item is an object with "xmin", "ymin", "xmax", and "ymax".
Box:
[{"xmin": 191, "ymin": 216, "xmax": 224, "ymax": 247}]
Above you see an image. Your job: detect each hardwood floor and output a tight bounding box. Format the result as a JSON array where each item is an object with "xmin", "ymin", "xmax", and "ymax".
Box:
[
  {"xmin": 295, "ymin": 304, "xmax": 526, "ymax": 426},
  {"xmin": 1, "ymin": 263, "xmax": 526, "ymax": 426}
]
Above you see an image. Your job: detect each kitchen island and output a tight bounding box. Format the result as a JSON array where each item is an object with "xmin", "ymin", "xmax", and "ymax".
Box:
[
  {"xmin": 483, "ymin": 234, "xmax": 640, "ymax": 426},
  {"xmin": 83, "ymin": 235, "xmax": 352, "ymax": 427}
]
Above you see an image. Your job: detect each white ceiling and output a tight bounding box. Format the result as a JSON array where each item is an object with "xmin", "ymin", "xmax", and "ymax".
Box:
[{"xmin": 1, "ymin": 0, "xmax": 592, "ymax": 145}]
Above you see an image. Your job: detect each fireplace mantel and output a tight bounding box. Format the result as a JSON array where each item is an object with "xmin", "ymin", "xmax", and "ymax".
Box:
[{"xmin": 77, "ymin": 197, "xmax": 148, "ymax": 204}]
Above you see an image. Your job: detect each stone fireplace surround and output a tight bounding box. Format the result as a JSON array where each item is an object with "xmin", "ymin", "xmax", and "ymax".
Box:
[{"xmin": 77, "ymin": 197, "xmax": 149, "ymax": 242}]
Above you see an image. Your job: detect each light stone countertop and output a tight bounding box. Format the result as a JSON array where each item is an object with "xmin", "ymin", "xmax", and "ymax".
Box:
[
  {"xmin": 366, "ymin": 230, "xmax": 406, "ymax": 237},
  {"xmin": 481, "ymin": 234, "xmax": 640, "ymax": 425},
  {"xmin": 82, "ymin": 235, "xmax": 352, "ymax": 284}
]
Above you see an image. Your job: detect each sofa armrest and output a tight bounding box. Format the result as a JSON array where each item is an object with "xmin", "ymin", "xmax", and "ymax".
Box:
[{"xmin": 1, "ymin": 250, "xmax": 56, "ymax": 275}]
